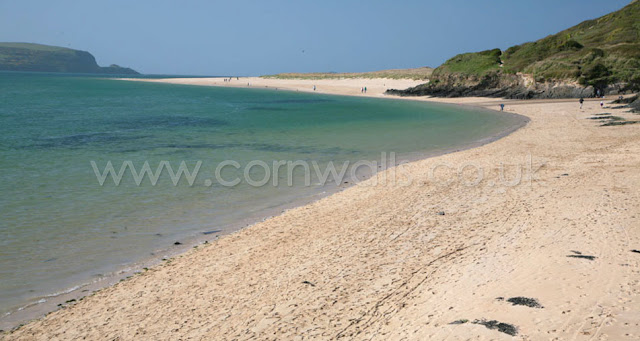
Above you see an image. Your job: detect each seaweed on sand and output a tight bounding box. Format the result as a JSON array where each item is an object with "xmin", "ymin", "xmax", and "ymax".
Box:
[
  {"xmin": 567, "ymin": 254, "xmax": 596, "ymax": 260},
  {"xmin": 507, "ymin": 297, "xmax": 544, "ymax": 308},
  {"xmin": 601, "ymin": 120, "xmax": 639, "ymax": 126},
  {"xmin": 472, "ymin": 319, "xmax": 518, "ymax": 336}
]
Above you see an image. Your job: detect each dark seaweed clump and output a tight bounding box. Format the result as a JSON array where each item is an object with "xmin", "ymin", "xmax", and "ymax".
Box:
[
  {"xmin": 588, "ymin": 115, "xmax": 614, "ymax": 119},
  {"xmin": 473, "ymin": 319, "xmax": 518, "ymax": 336},
  {"xmin": 601, "ymin": 120, "xmax": 638, "ymax": 126},
  {"xmin": 507, "ymin": 297, "xmax": 544, "ymax": 308},
  {"xmin": 567, "ymin": 254, "xmax": 596, "ymax": 260}
]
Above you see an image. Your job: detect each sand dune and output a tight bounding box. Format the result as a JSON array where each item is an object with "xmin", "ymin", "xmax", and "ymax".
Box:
[{"xmin": 3, "ymin": 78, "xmax": 640, "ymax": 340}]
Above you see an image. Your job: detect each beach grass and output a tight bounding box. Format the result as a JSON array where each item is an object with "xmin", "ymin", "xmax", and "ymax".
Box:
[{"xmin": 262, "ymin": 67, "xmax": 434, "ymax": 80}]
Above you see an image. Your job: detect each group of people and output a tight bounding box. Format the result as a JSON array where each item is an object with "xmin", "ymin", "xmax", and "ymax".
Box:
[
  {"xmin": 579, "ymin": 96, "xmax": 612, "ymax": 109},
  {"xmin": 579, "ymin": 97, "xmax": 604, "ymax": 109},
  {"xmin": 361, "ymin": 87, "xmax": 367, "ymax": 93},
  {"xmin": 223, "ymin": 77, "xmax": 240, "ymax": 82}
]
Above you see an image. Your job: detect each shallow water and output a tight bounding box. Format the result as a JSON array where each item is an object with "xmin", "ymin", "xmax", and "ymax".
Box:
[{"xmin": 0, "ymin": 72, "xmax": 522, "ymax": 319}]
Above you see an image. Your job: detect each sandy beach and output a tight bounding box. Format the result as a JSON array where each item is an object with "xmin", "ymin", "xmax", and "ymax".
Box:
[
  {"xmin": 3, "ymin": 78, "xmax": 640, "ymax": 340},
  {"xmin": 119, "ymin": 76, "xmax": 425, "ymax": 98}
]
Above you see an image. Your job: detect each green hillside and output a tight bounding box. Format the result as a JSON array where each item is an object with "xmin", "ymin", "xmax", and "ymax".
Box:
[
  {"xmin": 432, "ymin": 49, "xmax": 502, "ymax": 77},
  {"xmin": 395, "ymin": 1, "xmax": 640, "ymax": 98},
  {"xmin": 502, "ymin": 0, "xmax": 640, "ymax": 87},
  {"xmin": 0, "ymin": 42, "xmax": 139, "ymax": 74}
]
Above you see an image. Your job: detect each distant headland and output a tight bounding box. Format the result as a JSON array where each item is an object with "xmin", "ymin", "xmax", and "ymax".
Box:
[{"xmin": 0, "ymin": 42, "xmax": 139, "ymax": 75}]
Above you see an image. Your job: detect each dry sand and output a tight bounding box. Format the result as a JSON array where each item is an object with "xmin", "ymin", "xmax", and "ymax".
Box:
[
  {"xmin": 2, "ymin": 78, "xmax": 640, "ymax": 340},
  {"xmin": 118, "ymin": 76, "xmax": 425, "ymax": 98}
]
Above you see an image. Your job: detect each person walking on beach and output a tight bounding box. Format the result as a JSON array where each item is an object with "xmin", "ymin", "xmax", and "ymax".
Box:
[
  {"xmin": 579, "ymin": 97, "xmax": 584, "ymax": 109},
  {"xmin": 364, "ymin": 86, "xmax": 367, "ymax": 94},
  {"xmin": 313, "ymin": 85, "xmax": 316, "ymax": 91},
  {"xmin": 500, "ymin": 103, "xmax": 505, "ymax": 111},
  {"xmin": 600, "ymin": 101, "xmax": 604, "ymax": 108}
]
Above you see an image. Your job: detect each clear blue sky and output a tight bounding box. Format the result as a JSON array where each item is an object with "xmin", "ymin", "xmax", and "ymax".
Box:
[{"xmin": 0, "ymin": 0, "xmax": 632, "ymax": 75}]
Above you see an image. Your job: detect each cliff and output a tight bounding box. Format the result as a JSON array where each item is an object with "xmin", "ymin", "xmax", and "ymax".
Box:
[{"xmin": 0, "ymin": 43, "xmax": 139, "ymax": 75}]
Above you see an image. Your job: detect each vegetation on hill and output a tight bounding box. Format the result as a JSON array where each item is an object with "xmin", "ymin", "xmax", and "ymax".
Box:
[
  {"xmin": 0, "ymin": 43, "xmax": 139, "ymax": 74},
  {"xmin": 263, "ymin": 67, "xmax": 433, "ymax": 81},
  {"xmin": 392, "ymin": 1, "xmax": 640, "ymax": 98},
  {"xmin": 501, "ymin": 0, "xmax": 640, "ymax": 88},
  {"xmin": 432, "ymin": 49, "xmax": 502, "ymax": 77}
]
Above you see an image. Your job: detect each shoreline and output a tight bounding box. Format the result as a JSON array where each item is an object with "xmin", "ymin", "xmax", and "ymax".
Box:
[
  {"xmin": 0, "ymin": 80, "xmax": 528, "ymax": 331},
  {"xmin": 3, "ymin": 78, "xmax": 639, "ymax": 340}
]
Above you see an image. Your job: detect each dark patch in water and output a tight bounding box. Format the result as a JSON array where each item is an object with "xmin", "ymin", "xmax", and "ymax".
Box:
[
  {"xmin": 28, "ymin": 132, "xmax": 148, "ymax": 149},
  {"xmin": 118, "ymin": 142, "xmax": 360, "ymax": 155},
  {"xmin": 202, "ymin": 230, "xmax": 221, "ymax": 235},
  {"xmin": 250, "ymin": 98, "xmax": 334, "ymax": 105},
  {"xmin": 160, "ymin": 143, "xmax": 228, "ymax": 150},
  {"xmin": 246, "ymin": 106, "xmax": 292, "ymax": 111},
  {"xmin": 113, "ymin": 116, "xmax": 228, "ymax": 130},
  {"xmin": 246, "ymin": 143, "xmax": 345, "ymax": 154}
]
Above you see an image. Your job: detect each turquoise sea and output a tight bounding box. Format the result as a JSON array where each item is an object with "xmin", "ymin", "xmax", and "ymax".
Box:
[{"xmin": 0, "ymin": 72, "xmax": 523, "ymax": 324}]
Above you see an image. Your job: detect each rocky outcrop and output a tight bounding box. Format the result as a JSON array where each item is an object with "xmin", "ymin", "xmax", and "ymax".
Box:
[
  {"xmin": 630, "ymin": 96, "xmax": 640, "ymax": 113},
  {"xmin": 386, "ymin": 72, "xmax": 597, "ymax": 99}
]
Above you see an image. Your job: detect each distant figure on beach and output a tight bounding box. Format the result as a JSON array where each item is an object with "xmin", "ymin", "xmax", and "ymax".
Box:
[
  {"xmin": 313, "ymin": 85, "xmax": 316, "ymax": 91},
  {"xmin": 579, "ymin": 97, "xmax": 584, "ymax": 109},
  {"xmin": 361, "ymin": 87, "xmax": 364, "ymax": 93},
  {"xmin": 500, "ymin": 104, "xmax": 505, "ymax": 111},
  {"xmin": 600, "ymin": 101, "xmax": 604, "ymax": 108},
  {"xmin": 364, "ymin": 87, "xmax": 367, "ymax": 93}
]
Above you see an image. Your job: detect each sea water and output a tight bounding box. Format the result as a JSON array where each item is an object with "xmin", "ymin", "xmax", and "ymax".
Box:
[{"xmin": 0, "ymin": 72, "xmax": 523, "ymax": 322}]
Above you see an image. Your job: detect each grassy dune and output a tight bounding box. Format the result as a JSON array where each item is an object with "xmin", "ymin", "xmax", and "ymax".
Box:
[{"xmin": 262, "ymin": 67, "xmax": 433, "ymax": 80}]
